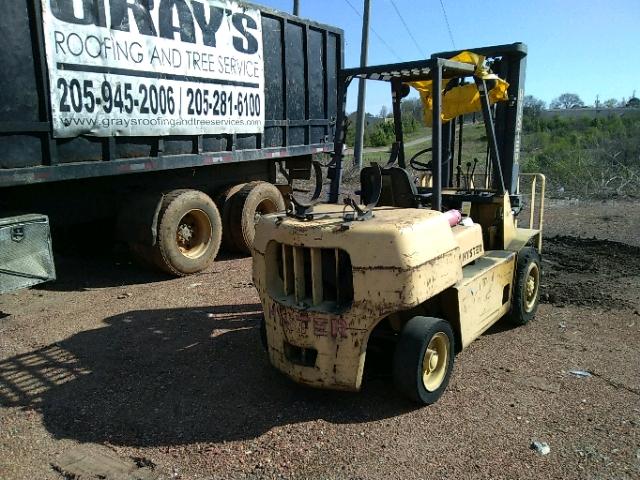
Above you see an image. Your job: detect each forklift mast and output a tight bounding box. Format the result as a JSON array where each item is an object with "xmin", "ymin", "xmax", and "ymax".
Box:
[
  {"xmin": 436, "ymin": 43, "xmax": 527, "ymax": 196},
  {"xmin": 327, "ymin": 43, "xmax": 528, "ymax": 206}
]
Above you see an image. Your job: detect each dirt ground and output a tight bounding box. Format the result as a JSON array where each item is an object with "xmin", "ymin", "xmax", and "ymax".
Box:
[{"xmin": 1, "ymin": 199, "xmax": 639, "ymax": 480}]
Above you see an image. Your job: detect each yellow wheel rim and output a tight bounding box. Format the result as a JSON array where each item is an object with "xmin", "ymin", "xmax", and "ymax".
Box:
[
  {"xmin": 524, "ymin": 262, "xmax": 540, "ymax": 313},
  {"xmin": 176, "ymin": 209, "xmax": 212, "ymax": 259},
  {"xmin": 422, "ymin": 332, "xmax": 449, "ymax": 392}
]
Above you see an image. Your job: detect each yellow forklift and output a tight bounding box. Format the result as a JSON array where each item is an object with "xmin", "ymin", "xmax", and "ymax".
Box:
[{"xmin": 252, "ymin": 43, "xmax": 546, "ymax": 404}]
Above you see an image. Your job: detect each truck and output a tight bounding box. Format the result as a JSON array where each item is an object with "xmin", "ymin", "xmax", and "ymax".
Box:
[
  {"xmin": 0, "ymin": 0, "xmax": 343, "ymax": 292},
  {"xmin": 253, "ymin": 43, "xmax": 547, "ymax": 405}
]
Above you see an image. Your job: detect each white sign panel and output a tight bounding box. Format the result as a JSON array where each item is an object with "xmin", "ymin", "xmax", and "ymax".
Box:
[{"xmin": 41, "ymin": 0, "xmax": 265, "ymax": 138}]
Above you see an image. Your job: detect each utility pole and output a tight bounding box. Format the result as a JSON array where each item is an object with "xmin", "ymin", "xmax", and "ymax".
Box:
[
  {"xmin": 353, "ymin": 0, "xmax": 371, "ymax": 168},
  {"xmin": 293, "ymin": 0, "xmax": 300, "ymax": 15}
]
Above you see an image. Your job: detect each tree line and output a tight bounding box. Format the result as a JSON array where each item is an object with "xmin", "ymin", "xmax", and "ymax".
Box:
[
  {"xmin": 525, "ymin": 93, "xmax": 640, "ymax": 114},
  {"xmin": 349, "ymin": 91, "xmax": 639, "ymax": 149}
]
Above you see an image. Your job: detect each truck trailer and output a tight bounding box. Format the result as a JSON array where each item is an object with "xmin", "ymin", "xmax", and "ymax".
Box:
[{"xmin": 0, "ymin": 0, "xmax": 342, "ymax": 292}]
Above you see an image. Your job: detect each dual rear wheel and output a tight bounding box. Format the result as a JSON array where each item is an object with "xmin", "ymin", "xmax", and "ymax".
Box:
[
  {"xmin": 152, "ymin": 189, "xmax": 222, "ymax": 276},
  {"xmin": 219, "ymin": 181, "xmax": 285, "ymax": 255},
  {"xmin": 132, "ymin": 182, "xmax": 285, "ymax": 276}
]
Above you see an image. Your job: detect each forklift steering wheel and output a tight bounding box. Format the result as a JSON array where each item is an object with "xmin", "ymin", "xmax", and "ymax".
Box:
[{"xmin": 409, "ymin": 147, "xmax": 433, "ymax": 172}]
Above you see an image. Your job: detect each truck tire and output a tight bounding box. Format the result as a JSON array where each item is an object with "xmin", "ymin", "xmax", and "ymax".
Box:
[
  {"xmin": 227, "ymin": 181, "xmax": 285, "ymax": 255},
  {"xmin": 215, "ymin": 183, "xmax": 246, "ymax": 252},
  {"xmin": 153, "ymin": 189, "xmax": 222, "ymax": 276},
  {"xmin": 393, "ymin": 316, "xmax": 455, "ymax": 405},
  {"xmin": 506, "ymin": 247, "xmax": 541, "ymax": 326}
]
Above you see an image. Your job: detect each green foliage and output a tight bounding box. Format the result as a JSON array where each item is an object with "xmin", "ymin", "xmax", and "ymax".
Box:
[
  {"xmin": 344, "ymin": 102, "xmax": 424, "ymax": 148},
  {"xmin": 368, "ymin": 121, "xmax": 394, "ymax": 147},
  {"xmin": 521, "ymin": 112, "xmax": 640, "ymax": 197}
]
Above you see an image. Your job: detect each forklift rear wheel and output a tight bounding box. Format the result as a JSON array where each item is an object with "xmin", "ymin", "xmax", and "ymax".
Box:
[
  {"xmin": 393, "ymin": 316, "xmax": 455, "ymax": 405},
  {"xmin": 153, "ymin": 189, "xmax": 222, "ymax": 276},
  {"xmin": 227, "ymin": 181, "xmax": 285, "ymax": 255},
  {"xmin": 506, "ymin": 247, "xmax": 541, "ymax": 326}
]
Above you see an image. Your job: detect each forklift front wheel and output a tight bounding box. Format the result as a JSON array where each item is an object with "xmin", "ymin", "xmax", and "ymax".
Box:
[
  {"xmin": 507, "ymin": 247, "xmax": 541, "ymax": 326},
  {"xmin": 393, "ymin": 316, "xmax": 455, "ymax": 405}
]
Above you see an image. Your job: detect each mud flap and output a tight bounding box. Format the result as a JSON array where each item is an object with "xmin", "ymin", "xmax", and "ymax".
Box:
[{"xmin": 115, "ymin": 193, "xmax": 164, "ymax": 247}]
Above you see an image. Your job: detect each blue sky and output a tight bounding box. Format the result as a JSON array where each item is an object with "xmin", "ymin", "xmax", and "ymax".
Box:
[{"xmin": 254, "ymin": 0, "xmax": 640, "ymax": 114}]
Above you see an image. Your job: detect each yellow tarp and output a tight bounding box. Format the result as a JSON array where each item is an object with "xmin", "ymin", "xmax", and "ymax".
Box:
[{"xmin": 409, "ymin": 51, "xmax": 509, "ymax": 126}]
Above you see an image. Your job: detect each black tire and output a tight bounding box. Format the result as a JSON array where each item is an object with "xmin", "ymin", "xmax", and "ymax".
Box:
[
  {"xmin": 215, "ymin": 183, "xmax": 246, "ymax": 252},
  {"xmin": 393, "ymin": 316, "xmax": 455, "ymax": 405},
  {"xmin": 506, "ymin": 247, "xmax": 541, "ymax": 326},
  {"xmin": 259, "ymin": 315, "xmax": 268, "ymax": 352},
  {"xmin": 152, "ymin": 189, "xmax": 222, "ymax": 276},
  {"xmin": 227, "ymin": 181, "xmax": 285, "ymax": 255}
]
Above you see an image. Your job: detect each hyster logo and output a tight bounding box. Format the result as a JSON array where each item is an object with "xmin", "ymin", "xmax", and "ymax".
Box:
[
  {"xmin": 49, "ymin": 0, "xmax": 259, "ymax": 54},
  {"xmin": 461, "ymin": 244, "xmax": 483, "ymax": 263}
]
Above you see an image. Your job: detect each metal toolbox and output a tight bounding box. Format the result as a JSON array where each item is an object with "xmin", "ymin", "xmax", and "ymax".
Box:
[{"xmin": 0, "ymin": 214, "xmax": 55, "ymax": 294}]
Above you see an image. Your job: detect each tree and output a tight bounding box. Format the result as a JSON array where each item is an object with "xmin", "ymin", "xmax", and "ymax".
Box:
[
  {"xmin": 368, "ymin": 122, "xmax": 394, "ymax": 147},
  {"xmin": 627, "ymin": 97, "xmax": 640, "ymax": 108},
  {"xmin": 603, "ymin": 98, "xmax": 618, "ymax": 108},
  {"xmin": 402, "ymin": 98, "xmax": 424, "ymax": 121},
  {"xmin": 379, "ymin": 105, "xmax": 390, "ymax": 118},
  {"xmin": 550, "ymin": 93, "xmax": 584, "ymax": 109},
  {"xmin": 523, "ymin": 95, "xmax": 546, "ymax": 117}
]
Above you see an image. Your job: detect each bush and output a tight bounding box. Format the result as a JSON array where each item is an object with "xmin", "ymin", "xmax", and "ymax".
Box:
[{"xmin": 521, "ymin": 113, "xmax": 640, "ymax": 197}]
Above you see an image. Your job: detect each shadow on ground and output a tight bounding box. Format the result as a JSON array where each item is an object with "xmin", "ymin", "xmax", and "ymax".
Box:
[
  {"xmin": 0, "ymin": 303, "xmax": 412, "ymax": 446},
  {"xmin": 34, "ymin": 252, "xmax": 171, "ymax": 292},
  {"xmin": 35, "ymin": 227, "xmax": 249, "ymax": 292},
  {"xmin": 33, "ymin": 221, "xmax": 170, "ymax": 291}
]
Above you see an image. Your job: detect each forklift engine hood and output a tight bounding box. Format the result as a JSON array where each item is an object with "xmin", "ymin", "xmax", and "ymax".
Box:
[{"xmin": 252, "ymin": 204, "xmax": 466, "ymax": 391}]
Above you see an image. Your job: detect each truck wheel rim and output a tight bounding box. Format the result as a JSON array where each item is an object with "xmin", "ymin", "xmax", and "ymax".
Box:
[
  {"xmin": 422, "ymin": 332, "xmax": 449, "ymax": 392},
  {"xmin": 524, "ymin": 263, "xmax": 540, "ymax": 313},
  {"xmin": 176, "ymin": 209, "xmax": 212, "ymax": 259},
  {"xmin": 253, "ymin": 199, "xmax": 279, "ymax": 225}
]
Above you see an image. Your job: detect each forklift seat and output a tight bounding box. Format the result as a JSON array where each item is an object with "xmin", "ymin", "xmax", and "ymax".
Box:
[{"xmin": 360, "ymin": 165, "xmax": 432, "ymax": 208}]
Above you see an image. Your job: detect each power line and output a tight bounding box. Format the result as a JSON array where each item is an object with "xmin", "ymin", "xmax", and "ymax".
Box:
[
  {"xmin": 342, "ymin": 0, "xmax": 402, "ymax": 61},
  {"xmin": 438, "ymin": 0, "xmax": 456, "ymax": 49},
  {"xmin": 389, "ymin": 0, "xmax": 425, "ymax": 58}
]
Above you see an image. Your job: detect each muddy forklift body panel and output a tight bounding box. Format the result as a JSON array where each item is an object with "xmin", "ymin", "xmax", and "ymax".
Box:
[
  {"xmin": 253, "ymin": 202, "xmax": 528, "ymax": 391},
  {"xmin": 253, "ymin": 205, "xmax": 465, "ymax": 389}
]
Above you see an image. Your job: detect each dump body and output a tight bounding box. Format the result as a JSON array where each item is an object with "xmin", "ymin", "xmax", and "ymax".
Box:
[{"xmin": 0, "ymin": 0, "xmax": 342, "ymax": 186}]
